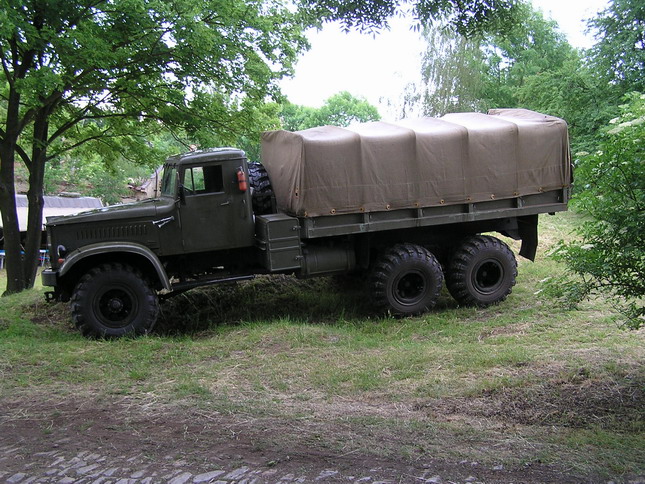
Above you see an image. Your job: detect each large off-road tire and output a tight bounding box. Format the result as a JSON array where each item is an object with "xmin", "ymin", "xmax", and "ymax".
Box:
[
  {"xmin": 446, "ymin": 235, "xmax": 517, "ymax": 307},
  {"xmin": 370, "ymin": 243, "xmax": 444, "ymax": 316},
  {"xmin": 71, "ymin": 263, "xmax": 160, "ymax": 338},
  {"xmin": 248, "ymin": 162, "xmax": 274, "ymax": 215}
]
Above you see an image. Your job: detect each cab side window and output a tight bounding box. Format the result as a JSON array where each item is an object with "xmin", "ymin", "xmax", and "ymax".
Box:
[{"xmin": 185, "ymin": 165, "xmax": 224, "ymax": 194}]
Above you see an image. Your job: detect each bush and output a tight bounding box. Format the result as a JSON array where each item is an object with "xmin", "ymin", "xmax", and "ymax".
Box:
[{"xmin": 550, "ymin": 93, "xmax": 644, "ymax": 329}]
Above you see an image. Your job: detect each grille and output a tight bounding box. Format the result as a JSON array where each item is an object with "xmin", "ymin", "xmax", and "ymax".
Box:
[{"xmin": 77, "ymin": 224, "xmax": 148, "ymax": 240}]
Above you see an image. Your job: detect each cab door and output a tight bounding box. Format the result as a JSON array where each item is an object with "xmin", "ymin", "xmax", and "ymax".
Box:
[{"xmin": 179, "ymin": 162, "xmax": 253, "ymax": 253}]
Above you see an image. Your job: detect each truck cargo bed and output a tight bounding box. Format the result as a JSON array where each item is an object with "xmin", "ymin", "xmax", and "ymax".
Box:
[{"xmin": 298, "ymin": 188, "xmax": 568, "ymax": 239}]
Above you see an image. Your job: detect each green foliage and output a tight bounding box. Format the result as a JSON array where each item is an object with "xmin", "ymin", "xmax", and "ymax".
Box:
[
  {"xmin": 1, "ymin": 0, "xmax": 308, "ymax": 159},
  {"xmin": 316, "ymin": 91, "xmax": 381, "ymax": 126},
  {"xmin": 587, "ymin": 0, "xmax": 645, "ymax": 94},
  {"xmin": 0, "ymin": 0, "xmax": 309, "ymax": 292},
  {"xmin": 408, "ymin": 1, "xmax": 624, "ymax": 150},
  {"xmin": 300, "ymin": 0, "xmax": 520, "ymax": 36},
  {"xmin": 550, "ymin": 93, "xmax": 645, "ymax": 329},
  {"xmin": 44, "ymin": 154, "xmax": 147, "ymax": 205},
  {"xmin": 514, "ymin": 55, "xmax": 619, "ymax": 151},
  {"xmin": 410, "ymin": 3, "xmax": 576, "ymax": 113},
  {"xmin": 280, "ymin": 103, "xmax": 320, "ymax": 131},
  {"xmin": 406, "ymin": 27, "xmax": 486, "ymax": 116},
  {"xmin": 280, "ymin": 91, "xmax": 381, "ymax": 131},
  {"xmin": 478, "ymin": 2, "xmax": 572, "ymax": 105}
]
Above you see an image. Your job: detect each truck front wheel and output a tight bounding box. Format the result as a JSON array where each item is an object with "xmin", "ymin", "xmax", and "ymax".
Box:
[
  {"xmin": 446, "ymin": 235, "xmax": 517, "ymax": 307},
  {"xmin": 370, "ymin": 243, "xmax": 443, "ymax": 316},
  {"xmin": 71, "ymin": 263, "xmax": 159, "ymax": 338}
]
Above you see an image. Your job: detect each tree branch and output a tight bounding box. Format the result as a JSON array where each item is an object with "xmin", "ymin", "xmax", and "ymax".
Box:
[
  {"xmin": 0, "ymin": 48, "xmax": 13, "ymax": 85},
  {"xmin": 14, "ymin": 144, "xmax": 31, "ymax": 168},
  {"xmin": 46, "ymin": 130, "xmax": 121, "ymax": 159}
]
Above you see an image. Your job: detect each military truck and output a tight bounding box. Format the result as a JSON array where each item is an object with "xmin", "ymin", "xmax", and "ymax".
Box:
[{"xmin": 42, "ymin": 109, "xmax": 571, "ymax": 338}]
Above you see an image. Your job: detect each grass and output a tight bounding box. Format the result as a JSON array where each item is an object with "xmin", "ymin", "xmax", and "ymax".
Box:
[{"xmin": 0, "ymin": 211, "xmax": 643, "ymax": 480}]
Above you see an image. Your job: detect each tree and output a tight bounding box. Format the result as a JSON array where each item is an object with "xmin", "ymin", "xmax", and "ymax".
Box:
[
  {"xmin": 405, "ymin": 26, "xmax": 486, "ymax": 116},
  {"xmin": 407, "ymin": 2, "xmax": 573, "ymax": 117},
  {"xmin": 280, "ymin": 103, "xmax": 320, "ymax": 132},
  {"xmin": 405, "ymin": 2, "xmax": 610, "ymax": 149},
  {"xmin": 550, "ymin": 93, "xmax": 645, "ymax": 329},
  {"xmin": 302, "ymin": 0, "xmax": 520, "ymax": 36},
  {"xmin": 587, "ymin": 0, "xmax": 645, "ymax": 94},
  {"xmin": 0, "ymin": 0, "xmax": 307, "ymax": 294},
  {"xmin": 280, "ymin": 91, "xmax": 380, "ymax": 131},
  {"xmin": 514, "ymin": 54, "xmax": 619, "ymax": 151},
  {"xmin": 479, "ymin": 3, "xmax": 572, "ymax": 104}
]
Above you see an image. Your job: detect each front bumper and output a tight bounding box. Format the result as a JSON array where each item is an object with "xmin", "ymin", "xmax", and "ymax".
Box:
[
  {"xmin": 42, "ymin": 269, "xmax": 66, "ymax": 302},
  {"xmin": 41, "ymin": 269, "xmax": 59, "ymax": 287}
]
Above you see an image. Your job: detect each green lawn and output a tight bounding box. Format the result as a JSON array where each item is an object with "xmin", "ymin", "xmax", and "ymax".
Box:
[{"xmin": 1, "ymin": 211, "xmax": 643, "ymax": 480}]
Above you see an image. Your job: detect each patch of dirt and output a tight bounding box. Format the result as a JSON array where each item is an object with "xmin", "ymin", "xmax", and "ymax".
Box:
[
  {"xmin": 26, "ymin": 298, "xmax": 75, "ymax": 332},
  {"xmin": 417, "ymin": 374, "xmax": 645, "ymax": 432},
  {"xmin": 0, "ymin": 395, "xmax": 589, "ymax": 483},
  {"xmin": 477, "ymin": 322, "xmax": 533, "ymax": 340}
]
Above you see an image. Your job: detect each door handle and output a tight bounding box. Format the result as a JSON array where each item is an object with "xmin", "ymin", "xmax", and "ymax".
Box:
[
  {"xmin": 152, "ymin": 216, "xmax": 175, "ymax": 228},
  {"xmin": 220, "ymin": 200, "xmax": 231, "ymax": 206}
]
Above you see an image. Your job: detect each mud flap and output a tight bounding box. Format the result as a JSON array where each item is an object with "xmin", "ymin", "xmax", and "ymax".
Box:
[{"xmin": 518, "ymin": 215, "xmax": 539, "ymax": 261}]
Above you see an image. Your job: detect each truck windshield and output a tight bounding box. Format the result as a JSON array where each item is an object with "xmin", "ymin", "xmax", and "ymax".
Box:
[{"xmin": 160, "ymin": 165, "xmax": 178, "ymax": 197}]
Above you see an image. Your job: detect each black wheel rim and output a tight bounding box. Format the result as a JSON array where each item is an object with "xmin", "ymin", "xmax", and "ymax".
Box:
[
  {"xmin": 472, "ymin": 259, "xmax": 504, "ymax": 295},
  {"xmin": 93, "ymin": 285, "xmax": 138, "ymax": 328},
  {"xmin": 393, "ymin": 270, "xmax": 427, "ymax": 306}
]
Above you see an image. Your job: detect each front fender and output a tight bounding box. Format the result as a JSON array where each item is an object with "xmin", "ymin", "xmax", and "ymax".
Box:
[{"xmin": 58, "ymin": 242, "xmax": 171, "ymax": 291}]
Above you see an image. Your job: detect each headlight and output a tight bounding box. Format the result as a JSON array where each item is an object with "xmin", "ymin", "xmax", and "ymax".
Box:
[{"xmin": 57, "ymin": 245, "xmax": 67, "ymax": 259}]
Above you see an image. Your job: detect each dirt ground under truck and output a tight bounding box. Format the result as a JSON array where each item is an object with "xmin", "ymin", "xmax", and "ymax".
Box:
[{"xmin": 41, "ymin": 108, "xmax": 572, "ymax": 338}]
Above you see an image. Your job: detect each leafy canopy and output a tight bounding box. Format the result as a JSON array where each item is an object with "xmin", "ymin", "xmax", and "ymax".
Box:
[
  {"xmin": 587, "ymin": 0, "xmax": 645, "ymax": 94},
  {"xmin": 417, "ymin": 1, "xmax": 574, "ymax": 112},
  {"xmin": 301, "ymin": 0, "xmax": 520, "ymax": 36},
  {"xmin": 0, "ymin": 0, "xmax": 308, "ymax": 155},
  {"xmin": 280, "ymin": 91, "xmax": 380, "ymax": 131},
  {"xmin": 405, "ymin": 1, "xmax": 614, "ymax": 150},
  {"xmin": 0, "ymin": 0, "xmax": 308, "ymax": 293}
]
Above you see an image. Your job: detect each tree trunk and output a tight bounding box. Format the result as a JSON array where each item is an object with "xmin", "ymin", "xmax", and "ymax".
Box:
[
  {"xmin": 1, "ymin": 76, "xmax": 31, "ymax": 294},
  {"xmin": 23, "ymin": 112, "xmax": 50, "ymax": 289},
  {"xmin": 0, "ymin": 143, "xmax": 27, "ymax": 295}
]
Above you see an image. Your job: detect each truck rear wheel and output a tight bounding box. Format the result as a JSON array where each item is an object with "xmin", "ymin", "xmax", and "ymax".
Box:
[
  {"xmin": 71, "ymin": 263, "xmax": 159, "ymax": 338},
  {"xmin": 370, "ymin": 243, "xmax": 443, "ymax": 316},
  {"xmin": 446, "ymin": 235, "xmax": 517, "ymax": 307}
]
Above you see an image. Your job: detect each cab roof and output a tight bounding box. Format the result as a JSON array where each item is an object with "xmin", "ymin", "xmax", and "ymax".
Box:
[{"xmin": 165, "ymin": 147, "xmax": 245, "ymax": 165}]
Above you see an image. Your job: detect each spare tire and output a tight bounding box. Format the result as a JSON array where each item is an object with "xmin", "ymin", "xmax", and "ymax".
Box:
[{"xmin": 248, "ymin": 162, "xmax": 274, "ymax": 215}]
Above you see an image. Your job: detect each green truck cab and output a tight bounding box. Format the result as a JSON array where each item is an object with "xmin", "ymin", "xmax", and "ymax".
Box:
[
  {"xmin": 43, "ymin": 148, "xmax": 262, "ymax": 336},
  {"xmin": 43, "ymin": 110, "xmax": 572, "ymax": 338}
]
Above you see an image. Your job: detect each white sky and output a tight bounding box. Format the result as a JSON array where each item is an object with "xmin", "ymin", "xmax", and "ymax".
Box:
[{"xmin": 280, "ymin": 0, "xmax": 609, "ymax": 118}]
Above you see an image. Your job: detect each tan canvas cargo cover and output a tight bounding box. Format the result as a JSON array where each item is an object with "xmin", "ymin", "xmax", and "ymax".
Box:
[{"xmin": 261, "ymin": 108, "xmax": 571, "ymax": 217}]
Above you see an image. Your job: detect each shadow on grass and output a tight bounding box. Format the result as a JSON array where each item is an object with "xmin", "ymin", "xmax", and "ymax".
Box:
[
  {"xmin": 18, "ymin": 273, "xmax": 458, "ymax": 338},
  {"xmin": 155, "ymin": 274, "xmax": 460, "ymax": 337},
  {"xmin": 155, "ymin": 274, "xmax": 378, "ymax": 336}
]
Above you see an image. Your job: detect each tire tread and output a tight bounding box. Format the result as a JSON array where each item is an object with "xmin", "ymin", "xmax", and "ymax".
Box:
[
  {"xmin": 370, "ymin": 243, "xmax": 443, "ymax": 315},
  {"xmin": 71, "ymin": 263, "xmax": 159, "ymax": 338},
  {"xmin": 446, "ymin": 235, "xmax": 517, "ymax": 307}
]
